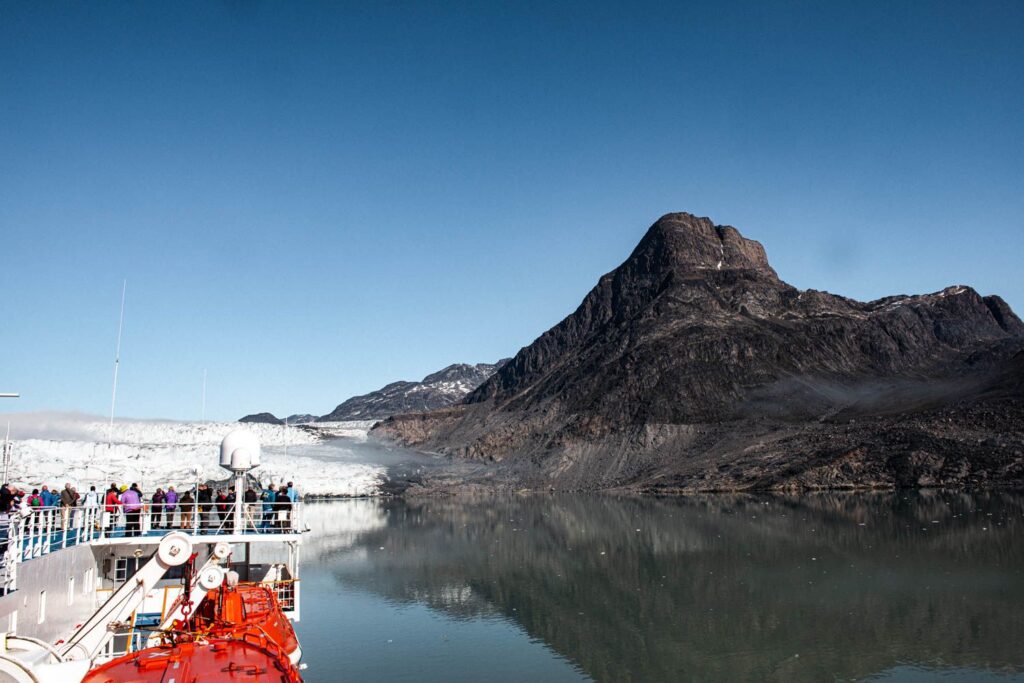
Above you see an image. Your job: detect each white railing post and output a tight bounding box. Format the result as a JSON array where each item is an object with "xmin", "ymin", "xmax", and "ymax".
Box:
[
  {"xmin": 43, "ymin": 509, "xmax": 51, "ymax": 556},
  {"xmin": 8, "ymin": 518, "xmax": 20, "ymax": 592}
]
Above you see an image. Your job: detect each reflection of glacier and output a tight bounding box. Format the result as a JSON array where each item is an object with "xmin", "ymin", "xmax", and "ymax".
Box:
[
  {"xmin": 297, "ymin": 500, "xmax": 388, "ymax": 561},
  {"xmin": 317, "ymin": 493, "xmax": 1024, "ymax": 683},
  {"xmin": 4, "ymin": 414, "xmax": 385, "ymax": 496}
]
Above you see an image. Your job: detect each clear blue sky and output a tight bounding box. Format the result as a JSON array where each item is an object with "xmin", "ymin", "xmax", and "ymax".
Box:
[{"xmin": 1, "ymin": 1, "xmax": 1022, "ymax": 421}]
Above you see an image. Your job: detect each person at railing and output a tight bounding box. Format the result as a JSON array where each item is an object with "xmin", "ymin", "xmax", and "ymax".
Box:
[
  {"xmin": 40, "ymin": 485, "xmax": 56, "ymax": 508},
  {"xmin": 197, "ymin": 483, "xmax": 213, "ymax": 533},
  {"xmin": 20, "ymin": 490, "xmax": 43, "ymax": 540},
  {"xmin": 11, "ymin": 490, "xmax": 25, "ymax": 516},
  {"xmin": 243, "ymin": 485, "xmax": 259, "ymax": 530},
  {"xmin": 104, "ymin": 484, "xmax": 120, "ymax": 533},
  {"xmin": 164, "ymin": 486, "xmax": 178, "ymax": 530},
  {"xmin": 60, "ymin": 482, "xmax": 79, "ymax": 530},
  {"xmin": 214, "ymin": 488, "xmax": 229, "ymax": 530},
  {"xmin": 82, "ymin": 485, "xmax": 101, "ymax": 531},
  {"xmin": 152, "ymin": 488, "xmax": 166, "ymax": 530},
  {"xmin": 0, "ymin": 483, "xmax": 13, "ymax": 513},
  {"xmin": 179, "ymin": 489, "xmax": 195, "ymax": 529},
  {"xmin": 286, "ymin": 481, "xmax": 299, "ymax": 505},
  {"xmin": 121, "ymin": 483, "xmax": 143, "ymax": 537},
  {"xmin": 261, "ymin": 483, "xmax": 277, "ymax": 529},
  {"xmin": 82, "ymin": 485, "xmax": 100, "ymax": 508},
  {"xmin": 26, "ymin": 489, "xmax": 42, "ymax": 507},
  {"xmin": 225, "ymin": 486, "xmax": 237, "ymax": 532},
  {"xmin": 274, "ymin": 485, "xmax": 292, "ymax": 530}
]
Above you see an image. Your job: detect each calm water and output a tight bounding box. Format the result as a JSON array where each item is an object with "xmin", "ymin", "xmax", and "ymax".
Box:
[{"xmin": 293, "ymin": 492, "xmax": 1024, "ymax": 682}]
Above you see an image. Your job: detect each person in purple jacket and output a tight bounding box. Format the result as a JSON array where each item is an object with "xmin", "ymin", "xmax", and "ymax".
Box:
[
  {"xmin": 120, "ymin": 484, "xmax": 143, "ymax": 537},
  {"xmin": 164, "ymin": 486, "xmax": 178, "ymax": 529}
]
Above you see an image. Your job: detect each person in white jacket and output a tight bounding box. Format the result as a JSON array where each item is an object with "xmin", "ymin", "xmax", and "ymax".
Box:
[
  {"xmin": 82, "ymin": 485, "xmax": 100, "ymax": 508},
  {"xmin": 81, "ymin": 485, "xmax": 100, "ymax": 530}
]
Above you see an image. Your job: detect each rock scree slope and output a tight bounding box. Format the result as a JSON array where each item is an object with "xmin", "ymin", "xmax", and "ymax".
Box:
[{"xmin": 373, "ymin": 212, "xmax": 1024, "ymax": 492}]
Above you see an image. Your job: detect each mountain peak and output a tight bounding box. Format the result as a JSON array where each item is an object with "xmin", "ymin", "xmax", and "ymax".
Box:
[
  {"xmin": 632, "ymin": 212, "xmax": 777, "ymax": 278},
  {"xmin": 376, "ymin": 210, "xmax": 1024, "ymax": 493}
]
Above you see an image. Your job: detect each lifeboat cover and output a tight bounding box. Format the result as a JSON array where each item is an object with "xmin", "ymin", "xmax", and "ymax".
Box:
[{"xmin": 81, "ymin": 638, "xmax": 302, "ymax": 683}]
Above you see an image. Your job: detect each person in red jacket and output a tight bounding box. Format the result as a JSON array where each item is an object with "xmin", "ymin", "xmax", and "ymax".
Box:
[{"xmin": 104, "ymin": 484, "xmax": 120, "ymax": 533}]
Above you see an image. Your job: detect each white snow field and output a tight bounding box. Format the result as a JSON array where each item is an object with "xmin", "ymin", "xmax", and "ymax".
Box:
[{"xmin": 1, "ymin": 413, "xmax": 385, "ymax": 497}]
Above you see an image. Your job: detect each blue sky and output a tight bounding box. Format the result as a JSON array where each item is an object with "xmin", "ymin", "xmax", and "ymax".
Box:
[{"xmin": 1, "ymin": 1, "xmax": 1021, "ymax": 421}]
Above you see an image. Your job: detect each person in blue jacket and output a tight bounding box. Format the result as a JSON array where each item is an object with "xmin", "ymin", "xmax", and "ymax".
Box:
[{"xmin": 261, "ymin": 484, "xmax": 276, "ymax": 529}]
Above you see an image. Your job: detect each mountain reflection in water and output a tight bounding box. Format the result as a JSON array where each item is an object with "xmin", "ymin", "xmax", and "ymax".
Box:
[{"xmin": 296, "ymin": 492, "xmax": 1024, "ymax": 682}]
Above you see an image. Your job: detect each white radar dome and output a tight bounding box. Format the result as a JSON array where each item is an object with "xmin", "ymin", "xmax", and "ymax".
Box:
[{"xmin": 220, "ymin": 429, "xmax": 261, "ymax": 472}]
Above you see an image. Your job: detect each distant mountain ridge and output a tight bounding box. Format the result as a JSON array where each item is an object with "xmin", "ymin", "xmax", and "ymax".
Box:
[
  {"xmin": 318, "ymin": 361, "xmax": 509, "ymax": 422},
  {"xmin": 239, "ymin": 412, "xmax": 283, "ymax": 425},
  {"xmin": 238, "ymin": 361, "xmax": 508, "ymax": 425},
  {"xmin": 373, "ymin": 212, "xmax": 1024, "ymax": 492}
]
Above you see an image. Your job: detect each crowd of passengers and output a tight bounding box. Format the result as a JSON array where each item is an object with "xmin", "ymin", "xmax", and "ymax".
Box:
[{"xmin": 0, "ymin": 480, "xmax": 300, "ymax": 537}]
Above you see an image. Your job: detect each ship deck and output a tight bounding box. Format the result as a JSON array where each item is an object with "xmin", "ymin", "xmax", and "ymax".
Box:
[{"xmin": 2, "ymin": 503, "xmax": 304, "ymax": 590}]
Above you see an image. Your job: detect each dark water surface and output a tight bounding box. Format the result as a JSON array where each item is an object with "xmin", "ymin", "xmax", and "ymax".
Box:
[{"xmin": 294, "ymin": 492, "xmax": 1024, "ymax": 682}]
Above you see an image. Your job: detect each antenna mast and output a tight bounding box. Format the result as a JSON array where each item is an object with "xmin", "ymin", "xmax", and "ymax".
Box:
[
  {"xmin": 108, "ymin": 279, "xmax": 127, "ymax": 448},
  {"xmin": 2, "ymin": 393, "xmax": 18, "ymax": 483},
  {"xmin": 2, "ymin": 421, "xmax": 11, "ymax": 484}
]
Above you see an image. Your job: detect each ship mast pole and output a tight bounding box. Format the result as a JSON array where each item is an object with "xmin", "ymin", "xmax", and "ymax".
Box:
[
  {"xmin": 1, "ymin": 393, "xmax": 18, "ymax": 483},
  {"xmin": 2, "ymin": 421, "xmax": 11, "ymax": 484},
  {"xmin": 108, "ymin": 279, "xmax": 127, "ymax": 448}
]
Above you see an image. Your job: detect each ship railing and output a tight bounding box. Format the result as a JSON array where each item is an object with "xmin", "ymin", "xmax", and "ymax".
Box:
[
  {"xmin": 264, "ymin": 578, "xmax": 298, "ymax": 612},
  {"xmin": 0, "ymin": 501, "xmax": 303, "ymax": 593},
  {"xmin": 92, "ymin": 500, "xmax": 303, "ymax": 539}
]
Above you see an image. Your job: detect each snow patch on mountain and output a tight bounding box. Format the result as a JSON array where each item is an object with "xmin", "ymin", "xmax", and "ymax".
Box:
[{"xmin": 318, "ymin": 360, "xmax": 510, "ymax": 422}]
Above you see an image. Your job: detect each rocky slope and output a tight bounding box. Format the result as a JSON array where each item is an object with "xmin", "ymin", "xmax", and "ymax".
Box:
[
  {"xmin": 318, "ymin": 361, "xmax": 508, "ymax": 422},
  {"xmin": 373, "ymin": 212, "xmax": 1024, "ymax": 492}
]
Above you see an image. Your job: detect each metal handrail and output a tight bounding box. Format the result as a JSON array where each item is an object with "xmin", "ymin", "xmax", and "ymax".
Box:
[{"xmin": 0, "ymin": 500, "xmax": 303, "ymax": 594}]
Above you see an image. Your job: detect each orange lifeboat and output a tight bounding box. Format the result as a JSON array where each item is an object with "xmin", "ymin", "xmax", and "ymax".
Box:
[
  {"xmin": 189, "ymin": 582, "xmax": 302, "ymax": 664},
  {"xmin": 81, "ymin": 636, "xmax": 302, "ymax": 683}
]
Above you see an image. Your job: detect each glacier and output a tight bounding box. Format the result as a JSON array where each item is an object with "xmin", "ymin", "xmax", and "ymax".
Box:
[{"xmin": 1, "ymin": 413, "xmax": 385, "ymax": 497}]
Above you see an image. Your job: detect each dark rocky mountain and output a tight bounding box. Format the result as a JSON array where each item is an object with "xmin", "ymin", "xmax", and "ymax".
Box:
[
  {"xmin": 239, "ymin": 412, "xmax": 284, "ymax": 425},
  {"xmin": 374, "ymin": 212, "xmax": 1024, "ymax": 492},
  {"xmin": 318, "ymin": 361, "xmax": 509, "ymax": 422},
  {"xmin": 285, "ymin": 414, "xmax": 317, "ymax": 424}
]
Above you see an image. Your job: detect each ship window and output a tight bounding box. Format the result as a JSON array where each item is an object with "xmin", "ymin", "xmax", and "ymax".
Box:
[
  {"xmin": 68, "ymin": 577, "xmax": 75, "ymax": 605},
  {"xmin": 114, "ymin": 558, "xmax": 126, "ymax": 582},
  {"xmin": 37, "ymin": 591, "xmax": 46, "ymax": 624},
  {"xmin": 114, "ymin": 556, "xmax": 146, "ymax": 583}
]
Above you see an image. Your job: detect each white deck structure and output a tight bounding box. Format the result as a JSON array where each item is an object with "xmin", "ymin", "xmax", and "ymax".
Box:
[{"xmin": 0, "ymin": 432, "xmax": 304, "ymax": 682}]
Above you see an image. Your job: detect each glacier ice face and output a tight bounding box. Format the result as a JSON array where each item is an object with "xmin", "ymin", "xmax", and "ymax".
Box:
[{"xmin": 3, "ymin": 414, "xmax": 384, "ymax": 496}]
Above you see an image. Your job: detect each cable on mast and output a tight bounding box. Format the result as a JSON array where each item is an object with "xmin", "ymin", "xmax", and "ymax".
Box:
[{"xmin": 108, "ymin": 279, "xmax": 127, "ymax": 448}]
